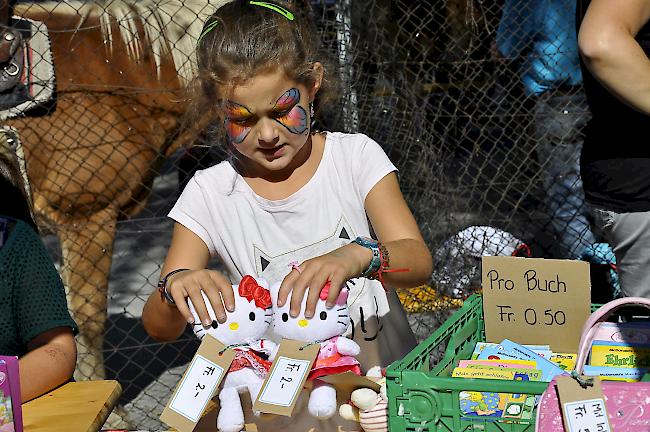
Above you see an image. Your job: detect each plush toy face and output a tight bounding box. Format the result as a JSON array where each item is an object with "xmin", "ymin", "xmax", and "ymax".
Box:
[
  {"xmin": 270, "ymin": 281, "xmax": 351, "ymax": 342},
  {"xmin": 190, "ymin": 276, "xmax": 273, "ymax": 346}
]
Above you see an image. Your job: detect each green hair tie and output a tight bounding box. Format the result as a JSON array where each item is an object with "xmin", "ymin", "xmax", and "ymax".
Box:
[
  {"xmin": 249, "ymin": 1, "xmax": 295, "ymax": 20},
  {"xmin": 197, "ymin": 20, "xmax": 220, "ymax": 45}
]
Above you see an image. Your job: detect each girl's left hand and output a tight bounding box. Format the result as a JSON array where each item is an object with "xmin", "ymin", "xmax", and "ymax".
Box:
[{"xmin": 276, "ymin": 243, "xmax": 371, "ymax": 318}]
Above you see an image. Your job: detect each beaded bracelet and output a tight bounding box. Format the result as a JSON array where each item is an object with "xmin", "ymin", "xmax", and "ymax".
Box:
[
  {"xmin": 157, "ymin": 268, "xmax": 190, "ymax": 304},
  {"xmin": 368, "ymin": 243, "xmax": 409, "ymax": 289}
]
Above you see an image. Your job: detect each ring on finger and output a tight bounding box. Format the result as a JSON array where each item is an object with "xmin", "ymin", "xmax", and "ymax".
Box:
[{"xmin": 289, "ymin": 261, "xmax": 302, "ymax": 274}]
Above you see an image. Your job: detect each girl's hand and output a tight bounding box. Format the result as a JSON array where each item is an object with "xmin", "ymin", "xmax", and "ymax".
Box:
[
  {"xmin": 166, "ymin": 269, "xmax": 235, "ymax": 326},
  {"xmin": 277, "ymin": 243, "xmax": 371, "ymax": 318}
]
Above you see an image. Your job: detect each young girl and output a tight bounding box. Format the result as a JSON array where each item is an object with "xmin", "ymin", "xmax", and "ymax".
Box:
[{"xmin": 142, "ymin": 0, "xmax": 432, "ymax": 429}]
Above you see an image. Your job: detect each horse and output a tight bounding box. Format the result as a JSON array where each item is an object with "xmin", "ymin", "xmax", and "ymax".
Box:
[{"xmin": 6, "ymin": 0, "xmax": 228, "ymax": 420}]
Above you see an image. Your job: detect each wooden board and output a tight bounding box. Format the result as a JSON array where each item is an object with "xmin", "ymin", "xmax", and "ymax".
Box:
[{"xmin": 22, "ymin": 380, "xmax": 122, "ymax": 432}]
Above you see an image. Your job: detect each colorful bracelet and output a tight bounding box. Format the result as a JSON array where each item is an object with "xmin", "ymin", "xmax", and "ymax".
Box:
[
  {"xmin": 157, "ymin": 268, "xmax": 190, "ymax": 304},
  {"xmin": 351, "ymin": 237, "xmax": 381, "ymax": 278},
  {"xmin": 368, "ymin": 243, "xmax": 409, "ymax": 289}
]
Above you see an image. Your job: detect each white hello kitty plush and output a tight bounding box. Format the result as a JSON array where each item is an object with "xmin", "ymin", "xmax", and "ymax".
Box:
[
  {"xmin": 270, "ymin": 281, "xmax": 361, "ymax": 420},
  {"xmin": 189, "ymin": 275, "xmax": 276, "ymax": 432}
]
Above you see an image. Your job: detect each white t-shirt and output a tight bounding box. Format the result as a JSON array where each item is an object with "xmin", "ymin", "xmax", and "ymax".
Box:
[{"xmin": 169, "ymin": 132, "xmax": 416, "ymax": 369}]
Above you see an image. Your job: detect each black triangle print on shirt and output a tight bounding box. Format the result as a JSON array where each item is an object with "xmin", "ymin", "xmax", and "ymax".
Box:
[{"xmin": 253, "ymin": 215, "xmax": 357, "ymax": 283}]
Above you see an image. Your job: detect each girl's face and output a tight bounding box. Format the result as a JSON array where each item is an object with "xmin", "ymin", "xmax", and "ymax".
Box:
[{"xmin": 223, "ymin": 68, "xmax": 320, "ymax": 177}]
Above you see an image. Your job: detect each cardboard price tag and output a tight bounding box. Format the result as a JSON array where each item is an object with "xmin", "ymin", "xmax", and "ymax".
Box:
[
  {"xmin": 160, "ymin": 335, "xmax": 235, "ymax": 432},
  {"xmin": 481, "ymin": 256, "xmax": 591, "ymax": 352},
  {"xmin": 556, "ymin": 376, "xmax": 612, "ymax": 432},
  {"xmin": 318, "ymin": 371, "xmax": 381, "ymax": 394},
  {"xmin": 253, "ymin": 339, "xmax": 320, "ymax": 416}
]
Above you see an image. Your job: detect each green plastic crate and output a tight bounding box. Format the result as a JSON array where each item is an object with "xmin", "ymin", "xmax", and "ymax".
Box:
[{"xmin": 387, "ymin": 294, "xmax": 598, "ymax": 432}]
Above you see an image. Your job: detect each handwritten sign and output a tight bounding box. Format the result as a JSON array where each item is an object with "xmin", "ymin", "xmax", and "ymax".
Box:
[
  {"xmin": 160, "ymin": 335, "xmax": 235, "ymax": 432},
  {"xmin": 169, "ymin": 356, "xmax": 224, "ymax": 421},
  {"xmin": 482, "ymin": 256, "xmax": 591, "ymax": 352},
  {"xmin": 563, "ymin": 399, "xmax": 610, "ymax": 432},
  {"xmin": 253, "ymin": 339, "xmax": 319, "ymax": 416},
  {"xmin": 556, "ymin": 376, "xmax": 611, "ymax": 432}
]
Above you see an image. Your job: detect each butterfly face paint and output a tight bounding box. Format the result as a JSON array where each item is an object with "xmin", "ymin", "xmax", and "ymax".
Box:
[
  {"xmin": 272, "ymin": 88, "xmax": 308, "ymax": 135},
  {"xmin": 224, "ymin": 101, "xmax": 254, "ymax": 145}
]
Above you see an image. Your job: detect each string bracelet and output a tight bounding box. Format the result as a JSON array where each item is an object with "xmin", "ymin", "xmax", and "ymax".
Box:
[
  {"xmin": 157, "ymin": 268, "xmax": 191, "ymax": 304},
  {"xmin": 369, "ymin": 242, "xmax": 409, "ymax": 290}
]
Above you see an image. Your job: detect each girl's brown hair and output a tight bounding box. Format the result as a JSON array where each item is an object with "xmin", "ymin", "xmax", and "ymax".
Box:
[{"xmin": 189, "ymin": 0, "xmax": 339, "ymax": 135}]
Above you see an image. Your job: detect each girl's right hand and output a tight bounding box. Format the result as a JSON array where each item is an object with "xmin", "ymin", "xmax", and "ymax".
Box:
[{"xmin": 165, "ymin": 269, "xmax": 235, "ymax": 326}]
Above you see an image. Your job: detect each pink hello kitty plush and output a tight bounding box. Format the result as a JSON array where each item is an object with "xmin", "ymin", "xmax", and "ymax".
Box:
[
  {"xmin": 189, "ymin": 275, "xmax": 277, "ymax": 432},
  {"xmin": 270, "ymin": 281, "xmax": 361, "ymax": 420}
]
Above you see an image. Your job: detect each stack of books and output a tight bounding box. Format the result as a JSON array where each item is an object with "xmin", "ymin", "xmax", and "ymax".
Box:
[
  {"xmin": 452, "ymin": 340, "xmax": 575, "ymax": 420},
  {"xmin": 585, "ymin": 321, "xmax": 650, "ymax": 381}
]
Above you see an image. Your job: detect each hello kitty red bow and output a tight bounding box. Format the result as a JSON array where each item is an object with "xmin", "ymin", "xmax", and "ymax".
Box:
[
  {"xmin": 319, "ymin": 282, "xmax": 349, "ymax": 305},
  {"xmin": 238, "ymin": 275, "xmax": 272, "ymax": 309}
]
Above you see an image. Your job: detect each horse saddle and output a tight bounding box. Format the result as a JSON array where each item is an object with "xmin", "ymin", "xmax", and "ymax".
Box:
[{"xmin": 0, "ymin": 28, "xmax": 23, "ymax": 93}]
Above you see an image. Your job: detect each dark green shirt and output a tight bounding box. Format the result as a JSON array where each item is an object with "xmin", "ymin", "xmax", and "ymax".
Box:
[{"xmin": 0, "ymin": 217, "xmax": 78, "ymax": 356}]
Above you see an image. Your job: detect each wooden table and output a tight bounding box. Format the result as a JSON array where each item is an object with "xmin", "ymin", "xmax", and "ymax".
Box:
[{"xmin": 22, "ymin": 380, "xmax": 122, "ymax": 432}]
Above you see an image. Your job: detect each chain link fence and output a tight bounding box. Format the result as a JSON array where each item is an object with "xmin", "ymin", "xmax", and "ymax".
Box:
[{"xmin": 4, "ymin": 0, "xmax": 614, "ymax": 429}]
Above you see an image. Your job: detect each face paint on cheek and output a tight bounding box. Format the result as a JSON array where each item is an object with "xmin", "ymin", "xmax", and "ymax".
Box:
[
  {"xmin": 275, "ymin": 106, "xmax": 308, "ymax": 135},
  {"xmin": 273, "ymin": 88, "xmax": 308, "ymax": 135},
  {"xmin": 224, "ymin": 101, "xmax": 254, "ymax": 144},
  {"xmin": 224, "ymin": 119, "xmax": 251, "ymax": 145}
]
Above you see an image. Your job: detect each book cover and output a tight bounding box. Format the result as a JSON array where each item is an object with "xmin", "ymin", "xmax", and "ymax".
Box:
[
  {"xmin": 470, "ymin": 342, "xmax": 550, "ymax": 360},
  {"xmin": 477, "ymin": 340, "xmax": 567, "ymax": 382},
  {"xmin": 458, "ymin": 359, "xmax": 535, "ymax": 369},
  {"xmin": 550, "ymin": 353, "xmax": 577, "ymax": 371},
  {"xmin": 452, "ymin": 366, "xmax": 540, "ymax": 420},
  {"xmin": 0, "ymin": 356, "xmax": 21, "ymax": 432},
  {"xmin": 583, "ymin": 365, "xmax": 649, "ymax": 381},
  {"xmin": 462, "ymin": 365, "xmax": 543, "ymax": 381},
  {"xmin": 590, "ymin": 342, "xmax": 650, "ymax": 368},
  {"xmin": 593, "ymin": 322, "xmax": 650, "ymax": 344}
]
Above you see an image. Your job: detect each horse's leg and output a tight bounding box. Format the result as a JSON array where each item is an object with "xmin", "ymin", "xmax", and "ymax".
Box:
[
  {"xmin": 59, "ymin": 206, "xmax": 132, "ymax": 428},
  {"xmin": 58, "ymin": 206, "xmax": 117, "ymax": 382}
]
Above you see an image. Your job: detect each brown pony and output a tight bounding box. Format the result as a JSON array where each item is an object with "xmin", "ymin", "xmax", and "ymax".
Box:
[{"xmin": 7, "ymin": 0, "xmax": 227, "ymax": 390}]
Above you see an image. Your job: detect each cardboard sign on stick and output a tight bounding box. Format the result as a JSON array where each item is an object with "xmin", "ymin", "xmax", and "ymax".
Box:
[{"xmin": 482, "ymin": 256, "xmax": 591, "ymax": 353}]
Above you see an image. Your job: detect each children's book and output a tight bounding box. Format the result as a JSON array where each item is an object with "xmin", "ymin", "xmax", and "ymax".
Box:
[
  {"xmin": 590, "ymin": 341, "xmax": 650, "ymax": 368},
  {"xmin": 477, "ymin": 339, "xmax": 567, "ymax": 381},
  {"xmin": 593, "ymin": 322, "xmax": 650, "ymax": 344},
  {"xmin": 470, "ymin": 342, "xmax": 550, "ymax": 360},
  {"xmin": 458, "ymin": 359, "xmax": 535, "ymax": 369},
  {"xmin": 452, "ymin": 366, "xmax": 539, "ymax": 420},
  {"xmin": 471, "ymin": 342, "xmax": 498, "ymax": 360},
  {"xmin": 461, "ymin": 366, "xmax": 543, "ymax": 382},
  {"xmin": 0, "ymin": 356, "xmax": 21, "ymax": 432},
  {"xmin": 549, "ymin": 353, "xmax": 577, "ymax": 371},
  {"xmin": 452, "ymin": 367, "xmax": 514, "ymax": 380},
  {"xmin": 583, "ymin": 365, "xmax": 649, "ymax": 382}
]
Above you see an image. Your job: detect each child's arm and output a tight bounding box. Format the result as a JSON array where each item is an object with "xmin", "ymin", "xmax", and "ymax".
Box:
[
  {"xmin": 363, "ymin": 171, "xmax": 433, "ymax": 286},
  {"xmin": 278, "ymin": 172, "xmax": 432, "ymax": 318},
  {"xmin": 142, "ymin": 223, "xmax": 235, "ymax": 341},
  {"xmin": 19, "ymin": 327, "xmax": 76, "ymax": 402}
]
